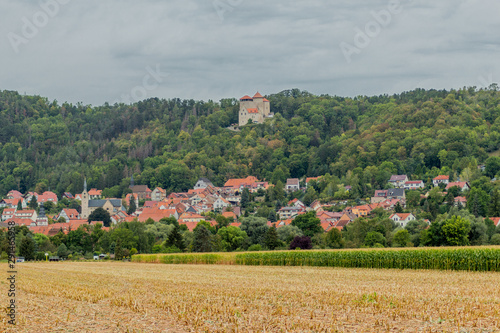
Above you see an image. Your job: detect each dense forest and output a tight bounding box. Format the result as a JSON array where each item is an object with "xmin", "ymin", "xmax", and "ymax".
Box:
[{"xmin": 1, "ymin": 85, "xmax": 500, "ymax": 199}]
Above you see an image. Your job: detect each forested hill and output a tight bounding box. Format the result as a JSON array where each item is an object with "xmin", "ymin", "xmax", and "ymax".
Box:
[{"xmin": 1, "ymin": 86, "xmax": 500, "ymax": 198}]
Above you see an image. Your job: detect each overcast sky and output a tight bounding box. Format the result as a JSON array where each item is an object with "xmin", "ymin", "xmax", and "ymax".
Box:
[{"xmin": 1, "ymin": 0, "xmax": 499, "ymax": 105}]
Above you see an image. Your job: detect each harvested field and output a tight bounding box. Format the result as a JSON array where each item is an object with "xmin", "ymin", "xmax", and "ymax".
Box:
[{"xmin": 2, "ymin": 262, "xmax": 500, "ymax": 332}]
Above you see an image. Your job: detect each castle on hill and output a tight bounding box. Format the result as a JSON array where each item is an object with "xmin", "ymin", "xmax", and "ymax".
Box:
[{"xmin": 238, "ymin": 92, "xmax": 272, "ymax": 126}]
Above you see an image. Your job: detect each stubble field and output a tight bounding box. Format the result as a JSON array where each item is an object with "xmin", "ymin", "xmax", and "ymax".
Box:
[{"xmin": 2, "ymin": 262, "xmax": 500, "ymax": 332}]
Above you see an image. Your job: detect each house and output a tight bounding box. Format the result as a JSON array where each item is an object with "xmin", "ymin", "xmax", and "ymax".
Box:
[
  {"xmin": 138, "ymin": 207, "xmax": 178, "ymax": 222},
  {"xmin": 2, "ymin": 208, "xmax": 16, "ymax": 221},
  {"xmin": 371, "ymin": 189, "xmax": 405, "ymax": 203},
  {"xmin": 14, "ymin": 210, "xmax": 38, "ymax": 222},
  {"xmin": 305, "ymin": 177, "xmax": 321, "ymax": 188},
  {"xmin": 433, "ymin": 175, "xmax": 450, "ymax": 187},
  {"xmin": 151, "ymin": 187, "xmax": 167, "ymax": 201},
  {"xmin": 389, "ymin": 175, "xmax": 408, "ymax": 188},
  {"xmin": 278, "ymin": 206, "xmax": 302, "ymax": 219},
  {"xmin": 224, "ymin": 176, "xmax": 259, "ymax": 191},
  {"xmin": 285, "ymin": 178, "xmax": 300, "ymax": 192},
  {"xmin": 454, "ymin": 196, "xmax": 467, "ymax": 207},
  {"xmin": 88, "ymin": 189, "xmax": 102, "ymax": 199},
  {"xmin": 81, "ymin": 180, "xmax": 124, "ymax": 219},
  {"xmin": 487, "ymin": 217, "xmax": 500, "ymax": 227},
  {"xmin": 222, "ymin": 211, "xmax": 237, "ymax": 220},
  {"xmin": 445, "ymin": 182, "xmax": 470, "ymax": 192},
  {"xmin": 213, "ymin": 197, "xmax": 231, "ymax": 211},
  {"xmin": 238, "ymin": 92, "xmax": 272, "ymax": 126},
  {"xmin": 389, "ymin": 213, "xmax": 416, "ymax": 227},
  {"xmin": 63, "ymin": 192, "xmax": 74, "ymax": 200},
  {"xmin": 130, "ymin": 185, "xmax": 151, "ymax": 200},
  {"xmin": 178, "ymin": 212, "xmax": 204, "ymax": 223},
  {"xmin": 387, "ymin": 189, "xmax": 405, "ymax": 200},
  {"xmin": 56, "ymin": 208, "xmax": 80, "ymax": 222},
  {"xmin": 404, "ymin": 180, "xmax": 425, "ymax": 190},
  {"xmin": 7, "ymin": 190, "xmax": 23, "ymax": 199},
  {"xmin": 36, "ymin": 191, "xmax": 58, "ymax": 204},
  {"xmin": 0, "ymin": 198, "xmax": 24, "ymax": 209},
  {"xmin": 194, "ymin": 178, "xmax": 214, "ymax": 190},
  {"xmin": 288, "ymin": 198, "xmax": 306, "ymax": 209}
]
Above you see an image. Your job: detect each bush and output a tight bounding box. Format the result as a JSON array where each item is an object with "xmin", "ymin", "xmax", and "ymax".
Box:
[
  {"xmin": 248, "ymin": 244, "xmax": 262, "ymax": 251},
  {"xmin": 290, "ymin": 236, "xmax": 312, "ymax": 250},
  {"xmin": 491, "ymin": 234, "xmax": 500, "ymax": 245}
]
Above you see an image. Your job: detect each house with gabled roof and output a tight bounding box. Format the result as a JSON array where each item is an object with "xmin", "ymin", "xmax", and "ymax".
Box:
[
  {"xmin": 445, "ymin": 182, "xmax": 470, "ymax": 192},
  {"xmin": 286, "ymin": 178, "xmax": 300, "ymax": 192},
  {"xmin": 404, "ymin": 180, "xmax": 425, "ymax": 190},
  {"xmin": 151, "ymin": 187, "xmax": 167, "ymax": 201},
  {"xmin": 389, "ymin": 175, "xmax": 408, "ymax": 188},
  {"xmin": 7, "ymin": 190, "xmax": 23, "ymax": 199},
  {"xmin": 433, "ymin": 175, "xmax": 450, "ymax": 187},
  {"xmin": 389, "ymin": 213, "xmax": 416, "ymax": 227},
  {"xmin": 56, "ymin": 208, "xmax": 80, "ymax": 223}
]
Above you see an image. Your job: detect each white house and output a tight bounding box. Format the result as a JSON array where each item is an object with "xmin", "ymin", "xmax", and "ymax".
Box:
[
  {"xmin": 404, "ymin": 180, "xmax": 425, "ymax": 190},
  {"xmin": 389, "ymin": 213, "xmax": 416, "ymax": 227},
  {"xmin": 433, "ymin": 175, "xmax": 450, "ymax": 187},
  {"xmin": 286, "ymin": 178, "xmax": 300, "ymax": 192}
]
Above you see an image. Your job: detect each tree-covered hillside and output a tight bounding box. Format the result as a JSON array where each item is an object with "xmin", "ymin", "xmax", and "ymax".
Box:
[{"xmin": 1, "ymin": 85, "xmax": 500, "ymax": 198}]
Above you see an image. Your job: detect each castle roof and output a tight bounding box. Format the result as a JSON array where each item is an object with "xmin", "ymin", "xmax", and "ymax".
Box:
[
  {"xmin": 246, "ymin": 108, "xmax": 259, "ymax": 113},
  {"xmin": 253, "ymin": 92, "xmax": 263, "ymax": 98},
  {"xmin": 240, "ymin": 95, "xmax": 252, "ymax": 100},
  {"xmin": 263, "ymin": 98, "xmax": 270, "ymax": 102}
]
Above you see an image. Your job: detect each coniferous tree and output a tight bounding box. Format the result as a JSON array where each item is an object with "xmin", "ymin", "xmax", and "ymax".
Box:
[
  {"xmin": 17, "ymin": 200, "xmax": 22, "ymax": 211},
  {"xmin": 488, "ymin": 189, "xmax": 500, "ymax": 217},
  {"xmin": 19, "ymin": 236, "xmax": 35, "ymax": 261},
  {"xmin": 28, "ymin": 195, "xmax": 38, "ymax": 210},
  {"xmin": 166, "ymin": 225, "xmax": 185, "ymax": 251},
  {"xmin": 127, "ymin": 196, "xmax": 137, "ymax": 215},
  {"xmin": 264, "ymin": 226, "xmax": 281, "ymax": 250},
  {"xmin": 192, "ymin": 225, "xmax": 213, "ymax": 252}
]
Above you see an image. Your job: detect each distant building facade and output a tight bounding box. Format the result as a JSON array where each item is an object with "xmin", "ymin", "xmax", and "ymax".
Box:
[{"xmin": 238, "ymin": 92, "xmax": 271, "ymax": 126}]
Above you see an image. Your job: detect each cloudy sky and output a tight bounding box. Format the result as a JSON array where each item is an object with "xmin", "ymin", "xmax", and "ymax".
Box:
[{"xmin": 1, "ymin": 0, "xmax": 499, "ymax": 105}]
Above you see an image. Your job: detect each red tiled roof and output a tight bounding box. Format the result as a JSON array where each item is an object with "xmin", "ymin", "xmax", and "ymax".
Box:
[
  {"xmin": 240, "ymin": 95, "xmax": 252, "ymax": 100},
  {"xmin": 253, "ymin": 92, "xmax": 263, "ymax": 98},
  {"xmin": 246, "ymin": 108, "xmax": 259, "ymax": 114},
  {"xmin": 434, "ymin": 175, "xmax": 449, "ymax": 180},
  {"xmin": 263, "ymin": 98, "xmax": 270, "ymax": 102},
  {"xmin": 446, "ymin": 182, "xmax": 468, "ymax": 190}
]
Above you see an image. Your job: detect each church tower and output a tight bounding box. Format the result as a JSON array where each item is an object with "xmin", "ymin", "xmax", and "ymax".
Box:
[{"xmin": 81, "ymin": 178, "xmax": 89, "ymax": 219}]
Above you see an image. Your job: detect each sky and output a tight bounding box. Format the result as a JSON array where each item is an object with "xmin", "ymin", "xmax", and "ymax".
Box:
[{"xmin": 1, "ymin": 0, "xmax": 499, "ymax": 106}]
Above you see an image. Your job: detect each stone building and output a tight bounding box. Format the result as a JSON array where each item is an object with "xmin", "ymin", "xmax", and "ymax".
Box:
[
  {"xmin": 81, "ymin": 179, "xmax": 124, "ymax": 219},
  {"xmin": 238, "ymin": 92, "xmax": 271, "ymax": 126}
]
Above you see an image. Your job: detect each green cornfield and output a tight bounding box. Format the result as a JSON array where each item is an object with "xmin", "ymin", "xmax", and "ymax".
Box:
[{"xmin": 132, "ymin": 247, "xmax": 500, "ymax": 272}]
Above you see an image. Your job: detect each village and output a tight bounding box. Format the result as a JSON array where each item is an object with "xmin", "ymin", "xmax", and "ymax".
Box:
[{"xmin": 1, "ymin": 172, "xmax": 491, "ymax": 238}]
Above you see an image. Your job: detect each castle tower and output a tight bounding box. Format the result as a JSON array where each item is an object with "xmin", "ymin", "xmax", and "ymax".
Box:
[
  {"xmin": 81, "ymin": 178, "xmax": 89, "ymax": 219},
  {"xmin": 238, "ymin": 92, "xmax": 270, "ymax": 126}
]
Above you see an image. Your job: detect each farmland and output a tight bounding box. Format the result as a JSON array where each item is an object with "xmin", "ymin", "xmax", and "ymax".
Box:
[
  {"xmin": 133, "ymin": 246, "xmax": 500, "ymax": 272},
  {"xmin": 2, "ymin": 262, "xmax": 500, "ymax": 332}
]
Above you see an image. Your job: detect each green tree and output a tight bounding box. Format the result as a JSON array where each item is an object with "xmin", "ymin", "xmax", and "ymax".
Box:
[
  {"xmin": 393, "ymin": 229, "xmax": 411, "ymax": 247},
  {"xmin": 323, "ymin": 228, "xmax": 344, "ymax": 249},
  {"xmin": 28, "ymin": 195, "xmax": 38, "ymax": 210},
  {"xmin": 264, "ymin": 226, "xmax": 282, "ymax": 250},
  {"xmin": 19, "ymin": 236, "xmax": 36, "ymax": 260},
  {"xmin": 57, "ymin": 243, "xmax": 69, "ymax": 258},
  {"xmin": 240, "ymin": 216, "xmax": 269, "ymax": 246},
  {"xmin": 127, "ymin": 195, "xmax": 137, "ymax": 215},
  {"xmin": 488, "ymin": 189, "xmax": 500, "ymax": 217},
  {"xmin": 114, "ymin": 237, "xmax": 124, "ymax": 260},
  {"xmin": 192, "ymin": 224, "xmax": 213, "ymax": 252},
  {"xmin": 165, "ymin": 225, "xmax": 185, "ymax": 251},
  {"xmin": 217, "ymin": 226, "xmax": 247, "ymax": 251},
  {"xmin": 88, "ymin": 207, "xmax": 111, "ymax": 227},
  {"xmin": 291, "ymin": 211, "xmax": 322, "ymax": 237},
  {"xmin": 17, "ymin": 199, "xmax": 22, "ymax": 211},
  {"xmin": 442, "ymin": 216, "xmax": 471, "ymax": 246},
  {"xmin": 394, "ymin": 202, "xmax": 403, "ymax": 213},
  {"xmin": 277, "ymin": 225, "xmax": 303, "ymax": 244},
  {"xmin": 363, "ymin": 231, "xmax": 386, "ymax": 247},
  {"xmin": 240, "ymin": 188, "xmax": 251, "ymax": 209}
]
